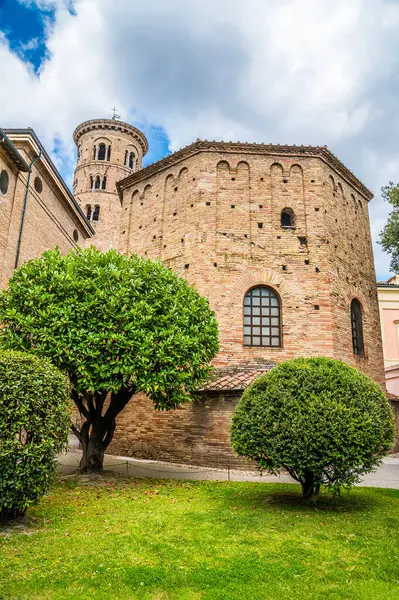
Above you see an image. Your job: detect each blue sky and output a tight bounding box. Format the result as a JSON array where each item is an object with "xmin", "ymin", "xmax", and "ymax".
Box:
[{"xmin": 1, "ymin": 0, "xmax": 399, "ymax": 280}]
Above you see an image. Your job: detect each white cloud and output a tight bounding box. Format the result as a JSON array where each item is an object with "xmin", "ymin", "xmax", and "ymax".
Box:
[{"xmin": 2, "ymin": 0, "xmax": 399, "ymax": 279}]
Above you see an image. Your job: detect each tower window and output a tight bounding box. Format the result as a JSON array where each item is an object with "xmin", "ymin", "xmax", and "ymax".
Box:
[
  {"xmin": 243, "ymin": 286, "xmax": 281, "ymax": 347},
  {"xmin": 92, "ymin": 205, "xmax": 100, "ymax": 222},
  {"xmin": 34, "ymin": 177, "xmax": 43, "ymax": 193},
  {"xmin": 86, "ymin": 204, "xmax": 92, "ymax": 220},
  {"xmin": 93, "ymin": 145, "xmax": 96, "ymax": 160},
  {"xmin": 351, "ymin": 299, "xmax": 364, "ymax": 356},
  {"xmin": 281, "ymin": 207, "xmax": 295, "ymax": 228},
  {"xmin": 127, "ymin": 151, "xmax": 136, "ymax": 170},
  {"xmin": 102, "ymin": 176, "xmax": 107, "ymax": 190},
  {"xmin": 90, "ymin": 176, "xmax": 94, "ymax": 190},
  {"xmin": 107, "ymin": 145, "xmax": 111, "ymax": 161},
  {"xmin": 97, "ymin": 143, "xmax": 106, "ymax": 160},
  {"xmin": 94, "ymin": 176, "xmax": 101, "ymax": 189}
]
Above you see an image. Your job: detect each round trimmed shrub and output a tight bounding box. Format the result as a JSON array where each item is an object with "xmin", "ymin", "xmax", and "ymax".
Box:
[
  {"xmin": 231, "ymin": 357, "xmax": 395, "ymax": 502},
  {"xmin": 0, "ymin": 350, "xmax": 70, "ymax": 522}
]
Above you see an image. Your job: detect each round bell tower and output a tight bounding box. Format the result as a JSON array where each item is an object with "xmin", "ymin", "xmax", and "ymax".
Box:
[{"xmin": 72, "ymin": 118, "xmax": 148, "ymax": 251}]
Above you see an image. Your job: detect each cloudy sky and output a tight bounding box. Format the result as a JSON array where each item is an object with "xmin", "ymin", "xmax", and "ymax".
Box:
[{"xmin": 1, "ymin": 0, "xmax": 399, "ymax": 280}]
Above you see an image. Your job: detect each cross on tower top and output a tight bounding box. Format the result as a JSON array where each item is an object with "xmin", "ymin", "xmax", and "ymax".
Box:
[{"xmin": 111, "ymin": 107, "xmax": 120, "ymax": 120}]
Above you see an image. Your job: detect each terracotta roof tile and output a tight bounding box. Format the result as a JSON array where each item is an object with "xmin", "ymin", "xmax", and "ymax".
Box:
[{"xmin": 199, "ymin": 363, "xmax": 275, "ymax": 391}]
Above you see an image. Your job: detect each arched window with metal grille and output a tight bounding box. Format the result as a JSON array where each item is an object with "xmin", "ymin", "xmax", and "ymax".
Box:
[
  {"xmin": 243, "ymin": 286, "xmax": 281, "ymax": 347},
  {"xmin": 351, "ymin": 299, "xmax": 364, "ymax": 356}
]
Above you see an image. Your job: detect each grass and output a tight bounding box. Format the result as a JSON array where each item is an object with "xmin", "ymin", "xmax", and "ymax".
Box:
[{"xmin": 1, "ymin": 476, "xmax": 399, "ymax": 599}]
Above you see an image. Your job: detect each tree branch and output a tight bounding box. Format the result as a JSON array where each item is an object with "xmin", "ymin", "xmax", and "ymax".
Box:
[{"xmin": 70, "ymin": 423, "xmax": 82, "ymax": 443}]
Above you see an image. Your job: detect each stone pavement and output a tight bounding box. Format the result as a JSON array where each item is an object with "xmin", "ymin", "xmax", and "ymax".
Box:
[{"xmin": 57, "ymin": 448, "xmax": 399, "ymax": 489}]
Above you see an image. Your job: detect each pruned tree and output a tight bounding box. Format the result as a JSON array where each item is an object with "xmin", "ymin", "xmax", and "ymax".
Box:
[
  {"xmin": 380, "ymin": 181, "xmax": 399, "ymax": 273},
  {"xmin": 0, "ymin": 248, "xmax": 219, "ymax": 472},
  {"xmin": 231, "ymin": 357, "xmax": 394, "ymax": 502}
]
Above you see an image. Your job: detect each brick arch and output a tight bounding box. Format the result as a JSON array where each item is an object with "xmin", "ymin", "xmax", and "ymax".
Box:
[{"xmin": 230, "ymin": 269, "xmax": 285, "ymax": 298}]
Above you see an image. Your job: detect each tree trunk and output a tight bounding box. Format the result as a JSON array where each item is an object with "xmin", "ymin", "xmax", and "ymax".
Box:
[
  {"xmin": 301, "ymin": 472, "xmax": 320, "ymax": 503},
  {"xmin": 71, "ymin": 388, "xmax": 134, "ymax": 473}
]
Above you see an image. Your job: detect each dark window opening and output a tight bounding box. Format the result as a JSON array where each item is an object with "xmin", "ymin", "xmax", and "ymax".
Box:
[
  {"xmin": 102, "ymin": 176, "xmax": 107, "ymax": 190},
  {"xmin": 86, "ymin": 205, "xmax": 92, "ymax": 220},
  {"xmin": 0, "ymin": 169, "xmax": 9, "ymax": 194},
  {"xmin": 243, "ymin": 286, "xmax": 281, "ymax": 347},
  {"xmin": 281, "ymin": 207, "xmax": 295, "ymax": 227},
  {"xmin": 258, "ymin": 222, "xmax": 263, "ymax": 229},
  {"xmin": 90, "ymin": 176, "xmax": 94, "ymax": 190},
  {"xmin": 73, "ymin": 229, "xmax": 79, "ymax": 242},
  {"xmin": 92, "ymin": 205, "xmax": 100, "ymax": 221},
  {"xmin": 107, "ymin": 145, "xmax": 111, "ymax": 161},
  {"xmin": 128, "ymin": 152, "xmax": 135, "ymax": 170},
  {"xmin": 94, "ymin": 176, "xmax": 101, "ymax": 189},
  {"xmin": 34, "ymin": 176, "xmax": 43, "ymax": 193},
  {"xmin": 351, "ymin": 299, "xmax": 364, "ymax": 356},
  {"xmin": 93, "ymin": 145, "xmax": 96, "ymax": 160},
  {"xmin": 98, "ymin": 144, "xmax": 106, "ymax": 160},
  {"xmin": 314, "ymin": 305, "xmax": 320, "ymax": 310}
]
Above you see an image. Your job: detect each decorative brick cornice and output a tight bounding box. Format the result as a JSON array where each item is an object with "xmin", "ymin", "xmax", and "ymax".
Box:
[
  {"xmin": 73, "ymin": 119, "xmax": 148, "ymax": 155},
  {"xmin": 117, "ymin": 139, "xmax": 373, "ymax": 201}
]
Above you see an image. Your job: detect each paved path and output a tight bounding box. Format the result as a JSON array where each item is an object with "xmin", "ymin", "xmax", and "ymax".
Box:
[{"xmin": 57, "ymin": 450, "xmax": 399, "ymax": 489}]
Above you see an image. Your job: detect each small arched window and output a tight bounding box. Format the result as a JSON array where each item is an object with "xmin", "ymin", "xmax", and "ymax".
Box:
[
  {"xmin": 86, "ymin": 204, "xmax": 92, "ymax": 220},
  {"xmin": 102, "ymin": 176, "xmax": 107, "ymax": 190},
  {"xmin": 92, "ymin": 205, "xmax": 100, "ymax": 221},
  {"xmin": 90, "ymin": 175, "xmax": 94, "ymax": 190},
  {"xmin": 93, "ymin": 146, "xmax": 96, "ymax": 160},
  {"xmin": 124, "ymin": 150, "xmax": 128, "ymax": 166},
  {"xmin": 94, "ymin": 176, "xmax": 101, "ymax": 189},
  {"xmin": 98, "ymin": 144, "xmax": 106, "ymax": 160},
  {"xmin": 128, "ymin": 152, "xmax": 135, "ymax": 170},
  {"xmin": 281, "ymin": 208, "xmax": 295, "ymax": 228},
  {"xmin": 351, "ymin": 299, "xmax": 364, "ymax": 356},
  {"xmin": 244, "ymin": 286, "xmax": 281, "ymax": 347},
  {"xmin": 107, "ymin": 145, "xmax": 111, "ymax": 161}
]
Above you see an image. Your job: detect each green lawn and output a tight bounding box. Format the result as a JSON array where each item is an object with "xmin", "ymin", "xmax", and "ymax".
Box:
[{"xmin": 1, "ymin": 476, "xmax": 399, "ymax": 600}]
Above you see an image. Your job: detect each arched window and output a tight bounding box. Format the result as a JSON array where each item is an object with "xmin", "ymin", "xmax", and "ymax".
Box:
[
  {"xmin": 351, "ymin": 299, "xmax": 364, "ymax": 356},
  {"xmin": 93, "ymin": 146, "xmax": 96, "ymax": 160},
  {"xmin": 124, "ymin": 150, "xmax": 128, "ymax": 166},
  {"xmin": 128, "ymin": 152, "xmax": 135, "ymax": 170},
  {"xmin": 107, "ymin": 145, "xmax": 111, "ymax": 161},
  {"xmin": 281, "ymin": 208, "xmax": 295, "ymax": 228},
  {"xmin": 102, "ymin": 176, "xmax": 107, "ymax": 190},
  {"xmin": 92, "ymin": 205, "xmax": 100, "ymax": 221},
  {"xmin": 94, "ymin": 176, "xmax": 101, "ymax": 189},
  {"xmin": 244, "ymin": 286, "xmax": 281, "ymax": 347},
  {"xmin": 86, "ymin": 204, "xmax": 92, "ymax": 220},
  {"xmin": 97, "ymin": 143, "xmax": 106, "ymax": 160},
  {"xmin": 90, "ymin": 175, "xmax": 94, "ymax": 190}
]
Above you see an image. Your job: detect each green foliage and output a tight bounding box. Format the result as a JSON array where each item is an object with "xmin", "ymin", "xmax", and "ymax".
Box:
[
  {"xmin": 0, "ymin": 247, "xmax": 219, "ymax": 470},
  {"xmin": 0, "ymin": 350, "xmax": 70, "ymax": 522},
  {"xmin": 231, "ymin": 357, "xmax": 394, "ymax": 500},
  {"xmin": 0, "ymin": 247, "xmax": 218, "ymax": 407},
  {"xmin": 379, "ymin": 181, "xmax": 399, "ymax": 273}
]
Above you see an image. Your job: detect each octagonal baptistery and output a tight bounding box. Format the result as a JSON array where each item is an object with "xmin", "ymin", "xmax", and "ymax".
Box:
[
  {"xmin": 73, "ymin": 118, "xmax": 148, "ymax": 251},
  {"xmin": 111, "ymin": 140, "xmax": 384, "ymax": 468}
]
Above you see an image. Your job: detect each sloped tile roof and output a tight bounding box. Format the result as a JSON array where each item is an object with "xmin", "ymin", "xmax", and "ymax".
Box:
[{"xmin": 199, "ymin": 363, "xmax": 275, "ymax": 391}]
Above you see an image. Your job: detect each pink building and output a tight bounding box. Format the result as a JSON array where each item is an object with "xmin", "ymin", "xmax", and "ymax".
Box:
[{"xmin": 378, "ymin": 276, "xmax": 399, "ymax": 395}]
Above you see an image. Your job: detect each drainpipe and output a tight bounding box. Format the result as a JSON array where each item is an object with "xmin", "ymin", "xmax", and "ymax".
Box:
[{"xmin": 14, "ymin": 151, "xmax": 42, "ymax": 270}]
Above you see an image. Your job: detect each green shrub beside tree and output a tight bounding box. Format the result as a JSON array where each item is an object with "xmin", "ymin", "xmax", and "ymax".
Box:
[
  {"xmin": 231, "ymin": 357, "xmax": 394, "ymax": 502},
  {"xmin": 0, "ymin": 248, "xmax": 219, "ymax": 472},
  {"xmin": 0, "ymin": 350, "xmax": 70, "ymax": 522}
]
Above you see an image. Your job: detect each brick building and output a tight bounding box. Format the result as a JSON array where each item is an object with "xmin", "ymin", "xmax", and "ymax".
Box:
[
  {"xmin": 0, "ymin": 118, "xmax": 386, "ymax": 467},
  {"xmin": 0, "ymin": 127, "xmax": 93, "ymax": 287},
  {"xmin": 68, "ymin": 118, "xmax": 384, "ymax": 466}
]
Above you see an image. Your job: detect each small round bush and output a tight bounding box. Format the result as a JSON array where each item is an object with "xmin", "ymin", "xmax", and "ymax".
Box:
[
  {"xmin": 0, "ymin": 350, "xmax": 70, "ymax": 522},
  {"xmin": 231, "ymin": 357, "xmax": 395, "ymax": 502}
]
